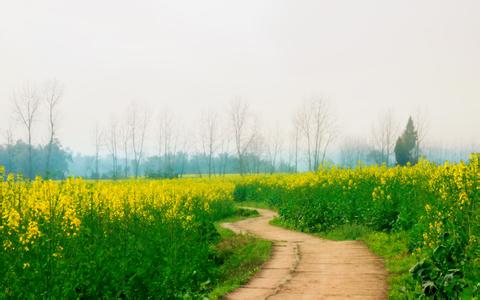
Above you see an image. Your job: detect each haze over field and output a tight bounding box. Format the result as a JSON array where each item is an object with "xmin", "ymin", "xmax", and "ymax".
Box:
[{"xmin": 0, "ymin": 0, "xmax": 479, "ymax": 156}]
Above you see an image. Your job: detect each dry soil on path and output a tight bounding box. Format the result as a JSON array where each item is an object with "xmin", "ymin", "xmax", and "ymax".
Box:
[{"xmin": 222, "ymin": 208, "xmax": 388, "ymax": 300}]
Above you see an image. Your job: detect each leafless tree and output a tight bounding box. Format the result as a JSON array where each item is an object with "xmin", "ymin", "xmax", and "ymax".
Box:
[
  {"xmin": 155, "ymin": 116, "xmax": 164, "ymax": 175},
  {"xmin": 3, "ymin": 126, "xmax": 15, "ymax": 172},
  {"xmin": 371, "ymin": 110, "xmax": 398, "ymax": 166},
  {"xmin": 199, "ymin": 109, "xmax": 219, "ymax": 177},
  {"xmin": 175, "ymin": 125, "xmax": 188, "ymax": 177},
  {"xmin": 265, "ymin": 125, "xmax": 282, "ymax": 173},
  {"xmin": 13, "ymin": 84, "xmax": 41, "ymax": 179},
  {"xmin": 217, "ymin": 123, "xmax": 231, "ymax": 176},
  {"xmin": 251, "ymin": 132, "xmax": 266, "ymax": 173},
  {"xmin": 171, "ymin": 124, "xmax": 184, "ymax": 177},
  {"xmin": 128, "ymin": 104, "xmax": 150, "ymax": 178},
  {"xmin": 43, "ymin": 80, "xmax": 64, "ymax": 178},
  {"xmin": 93, "ymin": 123, "xmax": 103, "ymax": 180},
  {"xmin": 413, "ymin": 108, "xmax": 429, "ymax": 162},
  {"xmin": 229, "ymin": 98, "xmax": 258, "ymax": 175},
  {"xmin": 288, "ymin": 119, "xmax": 301, "ymax": 173},
  {"xmin": 107, "ymin": 117, "xmax": 119, "ymax": 179},
  {"xmin": 157, "ymin": 109, "xmax": 175, "ymax": 175},
  {"xmin": 295, "ymin": 97, "xmax": 335, "ymax": 171},
  {"xmin": 119, "ymin": 122, "xmax": 130, "ymax": 178}
]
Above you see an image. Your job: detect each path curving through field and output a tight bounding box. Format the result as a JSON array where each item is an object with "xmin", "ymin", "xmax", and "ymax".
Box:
[{"xmin": 222, "ymin": 208, "xmax": 388, "ymax": 300}]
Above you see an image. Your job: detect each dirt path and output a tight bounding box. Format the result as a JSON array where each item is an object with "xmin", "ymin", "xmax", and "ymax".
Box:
[{"xmin": 222, "ymin": 208, "xmax": 388, "ymax": 300}]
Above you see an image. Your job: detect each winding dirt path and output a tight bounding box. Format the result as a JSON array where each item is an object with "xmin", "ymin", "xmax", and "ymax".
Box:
[{"xmin": 222, "ymin": 208, "xmax": 388, "ymax": 300}]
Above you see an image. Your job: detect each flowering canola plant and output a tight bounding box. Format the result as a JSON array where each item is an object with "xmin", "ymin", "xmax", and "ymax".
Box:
[{"xmin": 0, "ymin": 171, "xmax": 235, "ymax": 298}]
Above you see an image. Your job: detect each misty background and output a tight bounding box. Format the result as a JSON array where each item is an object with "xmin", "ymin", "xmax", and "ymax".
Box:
[{"xmin": 0, "ymin": 0, "xmax": 479, "ymax": 178}]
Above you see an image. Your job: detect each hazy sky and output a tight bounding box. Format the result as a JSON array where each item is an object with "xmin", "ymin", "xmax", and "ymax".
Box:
[{"xmin": 1, "ymin": 0, "xmax": 479, "ymax": 154}]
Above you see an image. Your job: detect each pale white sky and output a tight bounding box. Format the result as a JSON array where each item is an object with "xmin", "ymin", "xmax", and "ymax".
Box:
[{"xmin": 0, "ymin": 0, "xmax": 479, "ymax": 154}]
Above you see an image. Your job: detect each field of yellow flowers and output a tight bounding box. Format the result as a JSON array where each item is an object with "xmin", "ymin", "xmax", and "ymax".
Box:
[
  {"xmin": 1, "ymin": 155, "xmax": 479, "ymax": 298},
  {"xmin": 235, "ymin": 155, "xmax": 479, "ymax": 298},
  {"xmin": 0, "ymin": 171, "xmax": 236, "ymax": 298}
]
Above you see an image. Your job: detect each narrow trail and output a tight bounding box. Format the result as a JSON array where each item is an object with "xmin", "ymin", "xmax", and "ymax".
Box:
[{"xmin": 222, "ymin": 208, "xmax": 388, "ymax": 300}]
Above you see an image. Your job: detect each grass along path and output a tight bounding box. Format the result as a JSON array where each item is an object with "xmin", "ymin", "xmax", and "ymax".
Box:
[
  {"xmin": 222, "ymin": 207, "xmax": 388, "ymax": 299},
  {"xmin": 209, "ymin": 208, "xmax": 272, "ymax": 299}
]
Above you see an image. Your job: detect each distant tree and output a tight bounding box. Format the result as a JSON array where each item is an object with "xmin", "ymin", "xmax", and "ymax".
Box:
[
  {"xmin": 3, "ymin": 127, "xmax": 15, "ymax": 172},
  {"xmin": 40, "ymin": 141, "xmax": 71, "ymax": 178},
  {"xmin": 413, "ymin": 108, "xmax": 429, "ymax": 162},
  {"xmin": 289, "ymin": 119, "xmax": 300, "ymax": 173},
  {"xmin": 265, "ymin": 125, "xmax": 282, "ymax": 174},
  {"xmin": 93, "ymin": 123, "xmax": 103, "ymax": 180},
  {"xmin": 157, "ymin": 109, "xmax": 175, "ymax": 176},
  {"xmin": 339, "ymin": 137, "xmax": 372, "ymax": 168},
  {"xmin": 107, "ymin": 117, "xmax": 119, "ymax": 179},
  {"xmin": 0, "ymin": 140, "xmax": 70, "ymax": 178},
  {"xmin": 199, "ymin": 109, "xmax": 219, "ymax": 177},
  {"xmin": 13, "ymin": 84, "xmax": 41, "ymax": 179},
  {"xmin": 371, "ymin": 110, "xmax": 398, "ymax": 166},
  {"xmin": 394, "ymin": 117, "xmax": 418, "ymax": 166},
  {"xmin": 248, "ymin": 132, "xmax": 266, "ymax": 173},
  {"xmin": 119, "ymin": 121, "xmax": 130, "ymax": 178},
  {"xmin": 128, "ymin": 104, "xmax": 149, "ymax": 178},
  {"xmin": 43, "ymin": 80, "xmax": 64, "ymax": 179},
  {"xmin": 229, "ymin": 98, "xmax": 257, "ymax": 175},
  {"xmin": 295, "ymin": 97, "xmax": 335, "ymax": 171}
]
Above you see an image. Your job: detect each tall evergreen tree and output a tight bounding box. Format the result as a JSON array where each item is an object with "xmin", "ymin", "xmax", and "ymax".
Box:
[{"xmin": 394, "ymin": 117, "xmax": 418, "ymax": 166}]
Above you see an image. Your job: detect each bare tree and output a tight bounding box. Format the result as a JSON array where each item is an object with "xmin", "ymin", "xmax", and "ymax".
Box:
[
  {"xmin": 413, "ymin": 108, "xmax": 429, "ymax": 162},
  {"xmin": 172, "ymin": 126, "xmax": 184, "ymax": 176},
  {"xmin": 155, "ymin": 115, "xmax": 164, "ymax": 175},
  {"xmin": 119, "ymin": 122, "xmax": 130, "ymax": 178},
  {"xmin": 107, "ymin": 117, "xmax": 119, "ymax": 179},
  {"xmin": 43, "ymin": 80, "xmax": 64, "ymax": 178},
  {"xmin": 199, "ymin": 109, "xmax": 219, "ymax": 177},
  {"xmin": 13, "ymin": 84, "xmax": 41, "ymax": 179},
  {"xmin": 175, "ymin": 125, "xmax": 188, "ymax": 177},
  {"xmin": 229, "ymin": 98, "xmax": 258, "ymax": 175},
  {"xmin": 93, "ymin": 123, "xmax": 103, "ymax": 180},
  {"xmin": 217, "ymin": 122, "xmax": 231, "ymax": 176},
  {"xmin": 265, "ymin": 125, "xmax": 282, "ymax": 173},
  {"xmin": 157, "ymin": 109, "xmax": 175, "ymax": 176},
  {"xmin": 371, "ymin": 110, "xmax": 398, "ymax": 166},
  {"xmin": 295, "ymin": 97, "xmax": 335, "ymax": 171},
  {"xmin": 128, "ymin": 104, "xmax": 149, "ymax": 178},
  {"xmin": 288, "ymin": 119, "xmax": 301, "ymax": 173},
  {"xmin": 250, "ymin": 131, "xmax": 265, "ymax": 173},
  {"xmin": 3, "ymin": 126, "xmax": 15, "ymax": 173}
]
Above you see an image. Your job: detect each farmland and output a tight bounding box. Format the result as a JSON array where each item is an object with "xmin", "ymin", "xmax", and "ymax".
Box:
[
  {"xmin": 0, "ymin": 171, "xmax": 270, "ymax": 298},
  {"xmin": 235, "ymin": 155, "xmax": 480, "ymax": 298},
  {"xmin": 1, "ymin": 155, "xmax": 479, "ymax": 299}
]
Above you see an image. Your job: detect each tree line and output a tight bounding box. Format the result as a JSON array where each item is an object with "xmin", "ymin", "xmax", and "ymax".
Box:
[
  {"xmin": 1, "ymin": 80, "xmax": 478, "ymax": 179},
  {"xmin": 82, "ymin": 97, "xmax": 336, "ymax": 179}
]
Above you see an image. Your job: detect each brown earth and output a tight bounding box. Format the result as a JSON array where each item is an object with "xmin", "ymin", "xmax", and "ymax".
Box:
[{"xmin": 222, "ymin": 208, "xmax": 388, "ymax": 300}]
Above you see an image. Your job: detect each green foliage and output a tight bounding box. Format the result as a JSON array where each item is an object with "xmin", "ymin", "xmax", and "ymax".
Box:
[
  {"xmin": 233, "ymin": 183, "xmax": 248, "ymax": 202},
  {"xmin": 209, "ymin": 233, "xmax": 272, "ymax": 299},
  {"xmin": 410, "ymin": 258, "xmax": 465, "ymax": 298}
]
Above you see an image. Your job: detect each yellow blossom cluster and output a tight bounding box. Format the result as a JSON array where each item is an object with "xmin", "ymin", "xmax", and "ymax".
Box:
[{"xmin": 0, "ymin": 173, "xmax": 234, "ymax": 254}]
